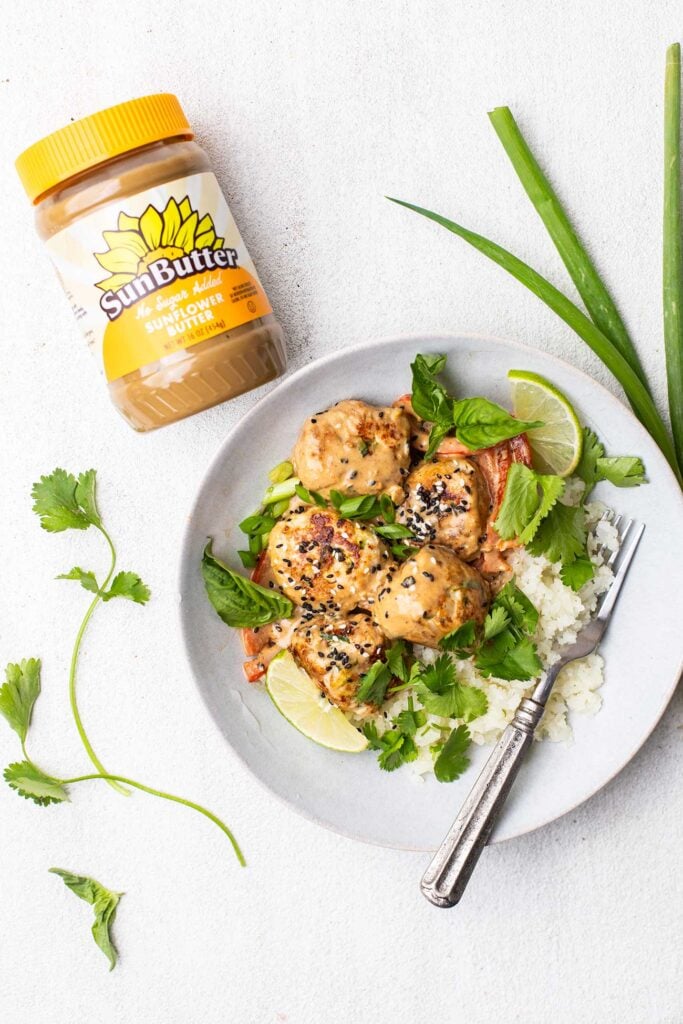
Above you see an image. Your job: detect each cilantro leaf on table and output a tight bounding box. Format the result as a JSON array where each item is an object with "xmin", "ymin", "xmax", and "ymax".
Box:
[
  {"xmin": 0, "ymin": 659, "xmax": 41, "ymax": 744},
  {"xmin": 58, "ymin": 567, "xmax": 151, "ymax": 604},
  {"xmin": 102, "ymin": 572, "xmax": 151, "ymax": 604},
  {"xmin": 494, "ymin": 463, "xmax": 565, "ymax": 544},
  {"xmin": 434, "ymin": 724, "xmax": 472, "ymax": 782},
  {"xmin": 4, "ymin": 760, "xmax": 69, "ymax": 805},
  {"xmin": 527, "ymin": 502, "xmax": 588, "ymax": 565},
  {"xmin": 57, "ymin": 567, "xmax": 101, "ymax": 594},
  {"xmin": 451, "ymin": 397, "xmax": 542, "ymax": 452},
  {"xmin": 50, "ymin": 868, "xmax": 123, "ymax": 970},
  {"xmin": 31, "ymin": 469, "xmax": 102, "ymax": 532}
]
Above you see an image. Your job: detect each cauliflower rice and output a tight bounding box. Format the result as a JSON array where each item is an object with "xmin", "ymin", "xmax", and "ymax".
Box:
[{"xmin": 353, "ymin": 498, "xmax": 620, "ymax": 777}]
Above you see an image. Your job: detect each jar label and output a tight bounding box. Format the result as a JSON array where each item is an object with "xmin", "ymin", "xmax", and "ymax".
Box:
[{"xmin": 45, "ymin": 171, "xmax": 273, "ymax": 382}]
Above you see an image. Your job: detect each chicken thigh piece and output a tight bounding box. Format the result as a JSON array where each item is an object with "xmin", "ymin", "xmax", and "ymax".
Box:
[
  {"xmin": 292, "ymin": 399, "xmax": 412, "ymax": 503},
  {"xmin": 396, "ymin": 458, "xmax": 490, "ymax": 561},
  {"xmin": 289, "ymin": 611, "xmax": 387, "ymax": 717},
  {"xmin": 267, "ymin": 505, "xmax": 395, "ymax": 615},
  {"xmin": 373, "ymin": 544, "xmax": 488, "ymax": 647}
]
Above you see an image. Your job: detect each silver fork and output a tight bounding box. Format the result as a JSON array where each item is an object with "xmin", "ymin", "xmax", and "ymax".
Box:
[{"xmin": 421, "ymin": 512, "xmax": 644, "ymax": 908}]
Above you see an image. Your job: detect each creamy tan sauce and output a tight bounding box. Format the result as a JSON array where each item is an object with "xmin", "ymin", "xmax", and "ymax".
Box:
[
  {"xmin": 289, "ymin": 611, "xmax": 386, "ymax": 716},
  {"xmin": 292, "ymin": 399, "xmax": 412, "ymax": 502},
  {"xmin": 267, "ymin": 504, "xmax": 395, "ymax": 615},
  {"xmin": 397, "ymin": 457, "xmax": 490, "ymax": 561},
  {"xmin": 373, "ymin": 544, "xmax": 488, "ymax": 647}
]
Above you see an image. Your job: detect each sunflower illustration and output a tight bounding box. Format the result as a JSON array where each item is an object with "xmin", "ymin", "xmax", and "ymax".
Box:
[{"xmin": 95, "ymin": 196, "xmax": 224, "ymax": 291}]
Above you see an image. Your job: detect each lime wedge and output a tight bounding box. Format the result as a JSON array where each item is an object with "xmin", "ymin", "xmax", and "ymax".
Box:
[
  {"xmin": 265, "ymin": 651, "xmax": 369, "ymax": 753},
  {"xmin": 508, "ymin": 369, "xmax": 583, "ymax": 476}
]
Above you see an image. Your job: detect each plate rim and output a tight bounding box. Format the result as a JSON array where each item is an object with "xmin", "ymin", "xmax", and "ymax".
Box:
[{"xmin": 178, "ymin": 330, "xmax": 683, "ymax": 851}]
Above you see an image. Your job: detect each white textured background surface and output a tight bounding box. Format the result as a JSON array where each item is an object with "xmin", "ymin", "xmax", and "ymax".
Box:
[{"xmin": 1, "ymin": 2, "xmax": 682, "ymax": 1021}]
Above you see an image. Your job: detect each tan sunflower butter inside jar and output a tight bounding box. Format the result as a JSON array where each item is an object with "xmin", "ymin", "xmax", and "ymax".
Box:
[{"xmin": 16, "ymin": 94, "xmax": 286, "ymax": 430}]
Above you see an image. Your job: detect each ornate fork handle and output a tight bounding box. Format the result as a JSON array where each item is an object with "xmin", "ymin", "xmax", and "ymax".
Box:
[{"xmin": 421, "ymin": 697, "xmax": 545, "ymax": 908}]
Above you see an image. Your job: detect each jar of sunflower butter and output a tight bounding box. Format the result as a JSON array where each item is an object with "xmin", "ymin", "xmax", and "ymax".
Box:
[{"xmin": 15, "ymin": 94, "xmax": 286, "ymax": 430}]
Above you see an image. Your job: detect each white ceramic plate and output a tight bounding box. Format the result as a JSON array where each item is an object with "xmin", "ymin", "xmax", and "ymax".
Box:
[{"xmin": 179, "ymin": 334, "xmax": 683, "ymax": 850}]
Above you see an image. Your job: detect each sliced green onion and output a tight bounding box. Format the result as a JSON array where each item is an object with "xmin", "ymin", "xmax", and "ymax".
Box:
[
  {"xmin": 248, "ymin": 533, "xmax": 264, "ymax": 555},
  {"xmin": 262, "ymin": 477, "xmax": 299, "ymax": 505},
  {"xmin": 268, "ymin": 460, "xmax": 294, "ymax": 485},
  {"xmin": 294, "ymin": 483, "xmax": 327, "ymax": 507},
  {"xmin": 379, "ymin": 493, "xmax": 396, "ymax": 523},
  {"xmin": 270, "ymin": 498, "xmax": 291, "ymax": 517},
  {"xmin": 375, "ymin": 523, "xmax": 415, "ymax": 540},
  {"xmin": 239, "ymin": 513, "xmax": 276, "ymax": 535},
  {"xmin": 388, "ymin": 197, "xmax": 681, "ymax": 481},
  {"xmin": 664, "ymin": 43, "xmax": 683, "ymax": 474},
  {"xmin": 488, "ymin": 106, "xmax": 649, "ymax": 391},
  {"xmin": 237, "ymin": 549, "xmax": 258, "ymax": 569}
]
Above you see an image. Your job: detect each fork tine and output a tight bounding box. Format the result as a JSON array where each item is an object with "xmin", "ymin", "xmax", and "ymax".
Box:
[
  {"xmin": 596, "ymin": 507, "xmax": 617, "ymax": 561},
  {"xmin": 597, "ymin": 521, "xmax": 644, "ymax": 622},
  {"xmin": 607, "ymin": 519, "xmax": 632, "ymax": 568}
]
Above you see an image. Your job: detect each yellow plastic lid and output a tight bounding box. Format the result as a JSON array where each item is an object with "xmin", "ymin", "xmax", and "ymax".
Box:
[{"xmin": 16, "ymin": 93, "xmax": 193, "ymax": 203}]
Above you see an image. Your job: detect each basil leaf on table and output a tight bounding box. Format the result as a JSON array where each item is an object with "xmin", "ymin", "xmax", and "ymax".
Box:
[{"xmin": 202, "ymin": 541, "xmax": 293, "ymax": 628}]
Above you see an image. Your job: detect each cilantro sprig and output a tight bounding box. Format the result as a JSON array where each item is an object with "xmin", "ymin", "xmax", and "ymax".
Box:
[
  {"xmin": 493, "ymin": 428, "xmax": 647, "ymax": 590},
  {"xmin": 410, "ymin": 353, "xmax": 542, "ymax": 457},
  {"xmin": 437, "ymin": 582, "xmax": 543, "ymax": 683},
  {"xmin": 360, "ymin": 641, "xmax": 488, "ymax": 779},
  {"xmin": 2, "ymin": 470, "xmax": 246, "ymax": 968},
  {"xmin": 32, "ymin": 469, "xmax": 149, "ymax": 792}
]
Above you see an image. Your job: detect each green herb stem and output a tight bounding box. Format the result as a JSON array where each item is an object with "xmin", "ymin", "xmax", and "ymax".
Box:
[
  {"xmin": 61, "ymin": 771, "xmax": 245, "ymax": 866},
  {"xmin": 388, "ymin": 198, "xmax": 682, "ymax": 482},
  {"xmin": 664, "ymin": 43, "xmax": 683, "ymax": 472},
  {"xmin": 69, "ymin": 525, "xmax": 129, "ymax": 796},
  {"xmin": 488, "ymin": 105, "xmax": 649, "ymax": 390}
]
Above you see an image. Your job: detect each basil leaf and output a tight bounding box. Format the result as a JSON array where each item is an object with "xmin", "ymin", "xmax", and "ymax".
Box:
[
  {"xmin": 201, "ymin": 542, "xmax": 293, "ymax": 628},
  {"xmin": 410, "ymin": 354, "xmax": 453, "ymax": 425},
  {"xmin": 452, "ymin": 397, "xmax": 542, "ymax": 450}
]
